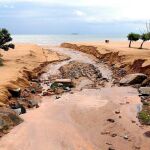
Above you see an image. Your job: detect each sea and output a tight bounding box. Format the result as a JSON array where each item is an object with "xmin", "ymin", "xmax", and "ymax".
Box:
[{"xmin": 12, "ymin": 34, "xmax": 126, "ymax": 46}]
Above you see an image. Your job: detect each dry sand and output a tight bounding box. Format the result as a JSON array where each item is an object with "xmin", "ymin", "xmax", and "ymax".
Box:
[
  {"xmin": 74, "ymin": 41, "xmax": 150, "ymax": 67},
  {"xmin": 0, "ymin": 44, "xmax": 61, "ymax": 85}
]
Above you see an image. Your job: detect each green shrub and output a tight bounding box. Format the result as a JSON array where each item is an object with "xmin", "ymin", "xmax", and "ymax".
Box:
[
  {"xmin": 0, "ymin": 28, "xmax": 15, "ymax": 51},
  {"xmin": 140, "ymin": 33, "xmax": 150, "ymax": 49},
  {"xmin": 138, "ymin": 110, "xmax": 150, "ymax": 125},
  {"xmin": 127, "ymin": 33, "xmax": 140, "ymax": 48}
]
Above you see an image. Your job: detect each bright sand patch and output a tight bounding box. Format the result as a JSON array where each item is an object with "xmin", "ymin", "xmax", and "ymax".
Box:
[{"xmin": 0, "ymin": 44, "xmax": 61, "ymax": 85}]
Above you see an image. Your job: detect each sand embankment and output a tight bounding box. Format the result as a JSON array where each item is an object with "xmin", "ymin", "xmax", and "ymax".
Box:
[
  {"xmin": 61, "ymin": 41, "xmax": 150, "ymax": 77},
  {"xmin": 0, "ymin": 44, "xmax": 66, "ymax": 105}
]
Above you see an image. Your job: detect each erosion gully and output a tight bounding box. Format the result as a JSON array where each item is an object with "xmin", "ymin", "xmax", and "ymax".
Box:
[{"xmin": 0, "ymin": 47, "xmax": 149, "ymax": 150}]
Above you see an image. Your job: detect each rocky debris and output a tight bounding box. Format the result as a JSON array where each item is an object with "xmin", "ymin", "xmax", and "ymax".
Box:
[
  {"xmin": 108, "ymin": 147, "xmax": 115, "ymax": 150},
  {"xmin": 0, "ymin": 108, "xmax": 23, "ymax": 133},
  {"xmin": 101, "ymin": 131, "xmax": 110, "ymax": 135},
  {"xmin": 59, "ymin": 61, "xmax": 102, "ymax": 81},
  {"xmin": 28, "ymin": 100, "xmax": 39, "ymax": 108},
  {"xmin": 131, "ymin": 120, "xmax": 136, "ymax": 123},
  {"xmin": 13, "ymin": 108, "xmax": 22, "ymax": 115},
  {"xmin": 144, "ymin": 131, "xmax": 150, "ymax": 138},
  {"xmin": 56, "ymin": 96, "xmax": 61, "ymax": 99},
  {"xmin": 53, "ymin": 79, "xmax": 74, "ymax": 88},
  {"xmin": 134, "ymin": 146, "xmax": 141, "ymax": 150},
  {"xmin": 115, "ymin": 110, "xmax": 120, "ymax": 114},
  {"xmin": 124, "ymin": 135, "xmax": 129, "ymax": 140},
  {"xmin": 107, "ymin": 119, "xmax": 115, "ymax": 123},
  {"xmin": 21, "ymin": 88, "xmax": 31, "ymax": 98},
  {"xmin": 120, "ymin": 73, "xmax": 147, "ymax": 86},
  {"xmin": 106, "ymin": 143, "xmax": 112, "ymax": 146},
  {"xmin": 139, "ymin": 87, "xmax": 150, "ymax": 96},
  {"xmin": 141, "ymin": 77, "xmax": 150, "ymax": 87},
  {"xmin": 9, "ymin": 101, "xmax": 26, "ymax": 115},
  {"xmin": 30, "ymin": 82, "xmax": 42, "ymax": 94},
  {"xmin": 111, "ymin": 133, "xmax": 117, "ymax": 137},
  {"xmin": 44, "ymin": 79, "xmax": 74, "ymax": 95},
  {"xmin": 117, "ymin": 68, "xmax": 127, "ymax": 77},
  {"xmin": 54, "ymin": 79, "xmax": 72, "ymax": 84}
]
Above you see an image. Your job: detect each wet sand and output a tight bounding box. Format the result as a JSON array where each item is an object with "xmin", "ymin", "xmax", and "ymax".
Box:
[{"xmin": 0, "ymin": 87, "xmax": 149, "ymax": 150}]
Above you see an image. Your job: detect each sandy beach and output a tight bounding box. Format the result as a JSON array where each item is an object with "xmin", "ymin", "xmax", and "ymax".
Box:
[{"xmin": 0, "ymin": 41, "xmax": 150, "ymax": 150}]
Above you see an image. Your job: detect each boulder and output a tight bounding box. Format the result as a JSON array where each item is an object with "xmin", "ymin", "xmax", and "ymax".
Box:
[
  {"xmin": 54, "ymin": 79, "xmax": 73, "ymax": 88},
  {"xmin": 141, "ymin": 78, "xmax": 150, "ymax": 87},
  {"xmin": 0, "ymin": 108, "xmax": 23, "ymax": 131},
  {"xmin": 139, "ymin": 87, "xmax": 150, "ymax": 96},
  {"xmin": 8, "ymin": 87, "xmax": 21, "ymax": 97},
  {"xmin": 120, "ymin": 73, "xmax": 147, "ymax": 85},
  {"xmin": 9, "ymin": 102, "xmax": 26, "ymax": 115},
  {"xmin": 28, "ymin": 100, "xmax": 39, "ymax": 108},
  {"xmin": 13, "ymin": 108, "xmax": 22, "ymax": 115}
]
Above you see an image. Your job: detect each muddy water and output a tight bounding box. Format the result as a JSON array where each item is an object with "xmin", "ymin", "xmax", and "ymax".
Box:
[{"xmin": 0, "ymin": 47, "xmax": 148, "ymax": 150}]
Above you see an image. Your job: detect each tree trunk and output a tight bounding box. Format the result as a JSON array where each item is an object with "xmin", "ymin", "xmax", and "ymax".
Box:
[
  {"xmin": 140, "ymin": 41, "xmax": 145, "ymax": 49},
  {"xmin": 129, "ymin": 40, "xmax": 132, "ymax": 48}
]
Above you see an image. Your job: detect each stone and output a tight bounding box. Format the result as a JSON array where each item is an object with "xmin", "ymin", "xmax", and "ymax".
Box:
[
  {"xmin": 120, "ymin": 73, "xmax": 147, "ymax": 85},
  {"xmin": 111, "ymin": 133, "xmax": 117, "ymax": 137},
  {"xmin": 101, "ymin": 131, "xmax": 110, "ymax": 135},
  {"xmin": 28, "ymin": 100, "xmax": 39, "ymax": 108},
  {"xmin": 52, "ymin": 79, "xmax": 74, "ymax": 90},
  {"xmin": 8, "ymin": 88, "xmax": 21, "ymax": 97},
  {"xmin": 115, "ymin": 110, "xmax": 120, "ymax": 114},
  {"xmin": 31, "ymin": 88, "xmax": 36, "ymax": 94},
  {"xmin": 139, "ymin": 87, "xmax": 150, "ymax": 96},
  {"xmin": 56, "ymin": 96, "xmax": 61, "ymax": 99},
  {"xmin": 107, "ymin": 119, "xmax": 115, "ymax": 123},
  {"xmin": 108, "ymin": 147, "xmax": 115, "ymax": 150},
  {"xmin": 141, "ymin": 78, "xmax": 150, "ymax": 87},
  {"xmin": 144, "ymin": 131, "xmax": 150, "ymax": 138},
  {"xmin": 0, "ymin": 108, "xmax": 23, "ymax": 131},
  {"xmin": 124, "ymin": 135, "xmax": 129, "ymax": 140},
  {"xmin": 13, "ymin": 108, "xmax": 22, "ymax": 115},
  {"xmin": 131, "ymin": 120, "xmax": 136, "ymax": 123},
  {"xmin": 135, "ymin": 146, "xmax": 141, "ymax": 149},
  {"xmin": 9, "ymin": 102, "xmax": 26, "ymax": 114},
  {"xmin": 106, "ymin": 143, "xmax": 112, "ymax": 146}
]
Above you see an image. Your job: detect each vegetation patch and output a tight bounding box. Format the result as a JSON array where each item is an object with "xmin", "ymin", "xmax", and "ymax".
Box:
[{"xmin": 138, "ymin": 110, "xmax": 150, "ymax": 125}]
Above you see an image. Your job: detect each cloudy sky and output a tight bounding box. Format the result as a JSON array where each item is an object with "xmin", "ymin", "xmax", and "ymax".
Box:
[{"xmin": 0, "ymin": 0, "xmax": 149, "ymax": 35}]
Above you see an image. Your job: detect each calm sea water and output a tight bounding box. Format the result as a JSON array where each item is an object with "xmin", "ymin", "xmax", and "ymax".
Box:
[{"xmin": 12, "ymin": 34, "xmax": 126, "ymax": 46}]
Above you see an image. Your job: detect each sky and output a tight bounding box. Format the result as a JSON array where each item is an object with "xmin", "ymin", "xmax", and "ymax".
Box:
[{"xmin": 0, "ymin": 0, "xmax": 150, "ymax": 35}]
